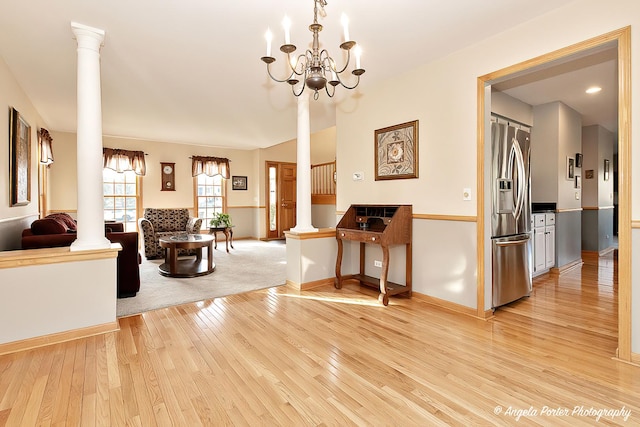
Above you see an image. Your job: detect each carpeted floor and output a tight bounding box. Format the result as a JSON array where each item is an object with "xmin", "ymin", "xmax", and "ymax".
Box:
[{"xmin": 117, "ymin": 239, "xmax": 286, "ymax": 317}]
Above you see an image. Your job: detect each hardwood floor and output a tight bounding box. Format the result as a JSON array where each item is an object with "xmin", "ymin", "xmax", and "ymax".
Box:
[{"xmin": 1, "ymin": 252, "xmax": 638, "ymax": 426}]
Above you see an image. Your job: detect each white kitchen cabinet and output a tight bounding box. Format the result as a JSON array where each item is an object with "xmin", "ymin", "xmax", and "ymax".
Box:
[
  {"xmin": 534, "ymin": 226, "xmax": 546, "ymax": 271},
  {"xmin": 545, "ymin": 225, "xmax": 555, "ymax": 269},
  {"xmin": 533, "ymin": 213, "xmax": 555, "ymax": 277}
]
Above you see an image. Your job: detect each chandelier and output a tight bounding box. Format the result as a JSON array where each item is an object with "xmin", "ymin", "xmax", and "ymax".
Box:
[{"xmin": 260, "ymin": 0, "xmax": 365, "ymax": 100}]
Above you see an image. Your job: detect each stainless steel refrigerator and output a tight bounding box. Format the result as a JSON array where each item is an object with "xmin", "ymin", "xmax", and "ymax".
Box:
[{"xmin": 491, "ymin": 116, "xmax": 532, "ymax": 308}]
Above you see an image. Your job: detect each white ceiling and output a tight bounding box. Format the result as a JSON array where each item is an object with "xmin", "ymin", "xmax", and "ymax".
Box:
[
  {"xmin": 1, "ymin": 0, "xmax": 611, "ymax": 151},
  {"xmin": 493, "ymin": 47, "xmax": 618, "ymax": 134}
]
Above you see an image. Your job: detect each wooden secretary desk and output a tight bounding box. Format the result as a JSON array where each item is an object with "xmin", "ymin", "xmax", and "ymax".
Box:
[{"xmin": 335, "ymin": 204, "xmax": 412, "ymax": 305}]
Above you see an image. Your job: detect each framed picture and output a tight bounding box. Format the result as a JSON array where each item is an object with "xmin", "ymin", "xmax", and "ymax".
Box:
[
  {"xmin": 374, "ymin": 120, "xmax": 418, "ymax": 180},
  {"xmin": 585, "ymin": 169, "xmax": 594, "ymax": 179},
  {"xmin": 604, "ymin": 159, "xmax": 610, "ymax": 181},
  {"xmin": 575, "ymin": 175, "xmax": 581, "ymax": 189},
  {"xmin": 575, "ymin": 153, "xmax": 583, "ymax": 168},
  {"xmin": 9, "ymin": 107, "xmax": 31, "ymax": 206},
  {"xmin": 232, "ymin": 175, "xmax": 247, "ymax": 190},
  {"xmin": 566, "ymin": 156, "xmax": 575, "ymax": 180}
]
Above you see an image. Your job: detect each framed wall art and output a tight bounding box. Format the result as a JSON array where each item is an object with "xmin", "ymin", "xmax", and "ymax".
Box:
[
  {"xmin": 374, "ymin": 120, "xmax": 418, "ymax": 180},
  {"xmin": 575, "ymin": 153, "xmax": 583, "ymax": 168},
  {"xmin": 232, "ymin": 175, "xmax": 247, "ymax": 190},
  {"xmin": 575, "ymin": 175, "xmax": 581, "ymax": 189},
  {"xmin": 9, "ymin": 107, "xmax": 31, "ymax": 206},
  {"xmin": 604, "ymin": 159, "xmax": 610, "ymax": 181},
  {"xmin": 566, "ymin": 156, "xmax": 575, "ymax": 180}
]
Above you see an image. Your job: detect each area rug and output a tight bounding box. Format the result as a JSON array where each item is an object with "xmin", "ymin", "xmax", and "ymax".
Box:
[{"xmin": 117, "ymin": 239, "xmax": 286, "ymax": 317}]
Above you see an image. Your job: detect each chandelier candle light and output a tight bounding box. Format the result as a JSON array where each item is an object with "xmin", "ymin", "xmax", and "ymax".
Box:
[{"xmin": 261, "ymin": 0, "xmax": 365, "ymax": 100}]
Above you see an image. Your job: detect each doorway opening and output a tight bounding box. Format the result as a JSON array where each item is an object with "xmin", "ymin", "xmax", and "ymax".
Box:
[
  {"xmin": 477, "ymin": 27, "xmax": 631, "ymax": 361},
  {"xmin": 265, "ymin": 161, "xmax": 297, "ymax": 239}
]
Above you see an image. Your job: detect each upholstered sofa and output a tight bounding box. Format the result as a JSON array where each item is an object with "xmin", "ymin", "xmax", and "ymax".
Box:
[
  {"xmin": 138, "ymin": 208, "xmax": 203, "ymax": 259},
  {"xmin": 21, "ymin": 213, "xmax": 141, "ymax": 298}
]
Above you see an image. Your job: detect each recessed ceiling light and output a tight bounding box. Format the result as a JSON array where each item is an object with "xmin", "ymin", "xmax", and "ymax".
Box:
[{"xmin": 586, "ymin": 86, "xmax": 602, "ymax": 94}]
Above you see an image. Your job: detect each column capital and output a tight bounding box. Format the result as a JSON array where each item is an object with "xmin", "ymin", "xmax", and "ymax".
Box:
[{"xmin": 71, "ymin": 22, "xmax": 105, "ymax": 50}]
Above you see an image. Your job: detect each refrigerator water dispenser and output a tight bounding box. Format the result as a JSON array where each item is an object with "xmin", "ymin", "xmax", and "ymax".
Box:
[{"xmin": 496, "ymin": 179, "xmax": 514, "ymax": 214}]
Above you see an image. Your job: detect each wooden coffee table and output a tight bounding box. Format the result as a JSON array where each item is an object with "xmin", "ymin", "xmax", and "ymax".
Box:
[{"xmin": 158, "ymin": 234, "xmax": 215, "ymax": 278}]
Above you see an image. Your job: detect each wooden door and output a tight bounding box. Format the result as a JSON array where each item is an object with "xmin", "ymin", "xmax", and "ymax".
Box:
[{"xmin": 279, "ymin": 163, "xmax": 296, "ymax": 236}]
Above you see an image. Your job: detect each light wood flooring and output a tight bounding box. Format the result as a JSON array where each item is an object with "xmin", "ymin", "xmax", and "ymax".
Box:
[{"xmin": 1, "ymin": 251, "xmax": 639, "ymax": 426}]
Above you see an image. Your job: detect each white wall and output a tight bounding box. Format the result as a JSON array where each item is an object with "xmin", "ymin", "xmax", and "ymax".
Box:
[
  {"xmin": 531, "ymin": 103, "xmax": 560, "ymax": 203},
  {"xmin": 0, "ymin": 254, "xmax": 117, "ymax": 344},
  {"xmin": 491, "ymin": 90, "xmax": 534, "ymax": 126},
  {"xmin": 582, "ymin": 125, "xmax": 615, "ymax": 207},
  {"xmin": 582, "ymin": 125, "xmax": 600, "ymax": 207},
  {"xmin": 557, "ymin": 103, "xmax": 583, "ymax": 208},
  {"xmin": 597, "ymin": 127, "xmax": 615, "ymax": 207}
]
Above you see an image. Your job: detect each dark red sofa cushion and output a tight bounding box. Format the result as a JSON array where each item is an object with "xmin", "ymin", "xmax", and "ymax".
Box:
[
  {"xmin": 46, "ymin": 213, "xmax": 77, "ymax": 231},
  {"xmin": 30, "ymin": 218, "xmax": 68, "ymax": 235}
]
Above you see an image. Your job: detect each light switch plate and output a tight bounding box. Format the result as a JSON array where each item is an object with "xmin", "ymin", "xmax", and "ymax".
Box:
[
  {"xmin": 463, "ymin": 188, "xmax": 472, "ymax": 201},
  {"xmin": 353, "ymin": 172, "xmax": 364, "ymax": 181}
]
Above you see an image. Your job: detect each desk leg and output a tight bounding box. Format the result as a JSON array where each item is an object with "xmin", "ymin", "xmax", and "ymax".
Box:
[
  {"xmin": 335, "ymin": 238, "xmax": 344, "ymax": 289},
  {"xmin": 229, "ymin": 228, "xmax": 234, "ymax": 249},
  {"xmin": 379, "ymin": 244, "xmax": 390, "ymax": 306},
  {"xmin": 224, "ymin": 229, "xmax": 230, "ymax": 253},
  {"xmin": 406, "ymin": 242, "xmax": 412, "ymax": 297},
  {"xmin": 213, "ymin": 232, "xmax": 218, "ymax": 249}
]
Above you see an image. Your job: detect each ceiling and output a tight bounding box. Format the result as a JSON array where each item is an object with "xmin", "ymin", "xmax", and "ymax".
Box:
[
  {"xmin": 493, "ymin": 46, "xmax": 618, "ymax": 135},
  {"xmin": 1, "ymin": 0, "xmax": 612, "ymax": 151}
]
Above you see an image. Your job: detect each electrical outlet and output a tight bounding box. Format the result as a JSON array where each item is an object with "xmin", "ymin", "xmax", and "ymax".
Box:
[
  {"xmin": 374, "ymin": 260, "xmax": 382, "ymax": 268},
  {"xmin": 463, "ymin": 188, "xmax": 472, "ymax": 201}
]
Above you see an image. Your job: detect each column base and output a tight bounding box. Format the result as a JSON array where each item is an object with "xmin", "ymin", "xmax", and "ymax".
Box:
[
  {"xmin": 290, "ymin": 226, "xmax": 318, "ymax": 234},
  {"xmin": 70, "ymin": 237, "xmax": 111, "ymax": 251}
]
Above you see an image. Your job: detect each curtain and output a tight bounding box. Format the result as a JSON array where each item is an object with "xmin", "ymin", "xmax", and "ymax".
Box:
[
  {"xmin": 39, "ymin": 128, "xmax": 54, "ymax": 165},
  {"xmin": 103, "ymin": 148, "xmax": 147, "ymax": 175},
  {"xmin": 191, "ymin": 156, "xmax": 230, "ymax": 178}
]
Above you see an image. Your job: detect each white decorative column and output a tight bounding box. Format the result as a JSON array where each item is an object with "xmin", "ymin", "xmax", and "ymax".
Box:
[
  {"xmin": 290, "ymin": 91, "xmax": 318, "ymax": 233},
  {"xmin": 70, "ymin": 22, "xmax": 110, "ymax": 251}
]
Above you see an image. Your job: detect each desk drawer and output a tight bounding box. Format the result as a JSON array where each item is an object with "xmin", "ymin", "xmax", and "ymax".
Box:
[{"xmin": 337, "ymin": 229, "xmax": 383, "ymax": 243}]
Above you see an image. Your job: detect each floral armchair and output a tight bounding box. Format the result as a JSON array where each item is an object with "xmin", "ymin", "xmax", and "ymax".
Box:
[{"xmin": 138, "ymin": 208, "xmax": 203, "ymax": 259}]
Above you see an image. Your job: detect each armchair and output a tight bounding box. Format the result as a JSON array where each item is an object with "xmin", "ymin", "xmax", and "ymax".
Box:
[{"xmin": 138, "ymin": 208, "xmax": 203, "ymax": 259}]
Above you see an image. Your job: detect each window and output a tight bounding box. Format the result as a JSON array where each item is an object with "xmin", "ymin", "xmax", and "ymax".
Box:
[
  {"xmin": 196, "ymin": 174, "xmax": 225, "ymax": 230},
  {"xmin": 103, "ymin": 169, "xmax": 140, "ymax": 232},
  {"xmin": 269, "ymin": 165, "xmax": 277, "ymax": 232}
]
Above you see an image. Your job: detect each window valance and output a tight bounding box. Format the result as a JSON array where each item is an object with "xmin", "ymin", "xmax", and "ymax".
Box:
[
  {"xmin": 191, "ymin": 156, "xmax": 230, "ymax": 178},
  {"xmin": 103, "ymin": 148, "xmax": 147, "ymax": 176},
  {"xmin": 38, "ymin": 128, "xmax": 54, "ymax": 165}
]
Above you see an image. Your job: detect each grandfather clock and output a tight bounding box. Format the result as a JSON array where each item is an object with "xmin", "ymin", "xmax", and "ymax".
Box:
[{"xmin": 161, "ymin": 162, "xmax": 175, "ymax": 191}]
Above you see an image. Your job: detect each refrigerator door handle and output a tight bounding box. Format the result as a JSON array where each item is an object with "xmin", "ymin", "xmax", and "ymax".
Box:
[
  {"xmin": 495, "ymin": 236, "xmax": 530, "ymax": 246},
  {"xmin": 512, "ymin": 137, "xmax": 526, "ymax": 221}
]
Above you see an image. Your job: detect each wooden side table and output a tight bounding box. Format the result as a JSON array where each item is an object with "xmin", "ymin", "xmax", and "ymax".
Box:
[
  {"xmin": 158, "ymin": 234, "xmax": 215, "ymax": 278},
  {"xmin": 209, "ymin": 227, "xmax": 234, "ymax": 252}
]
